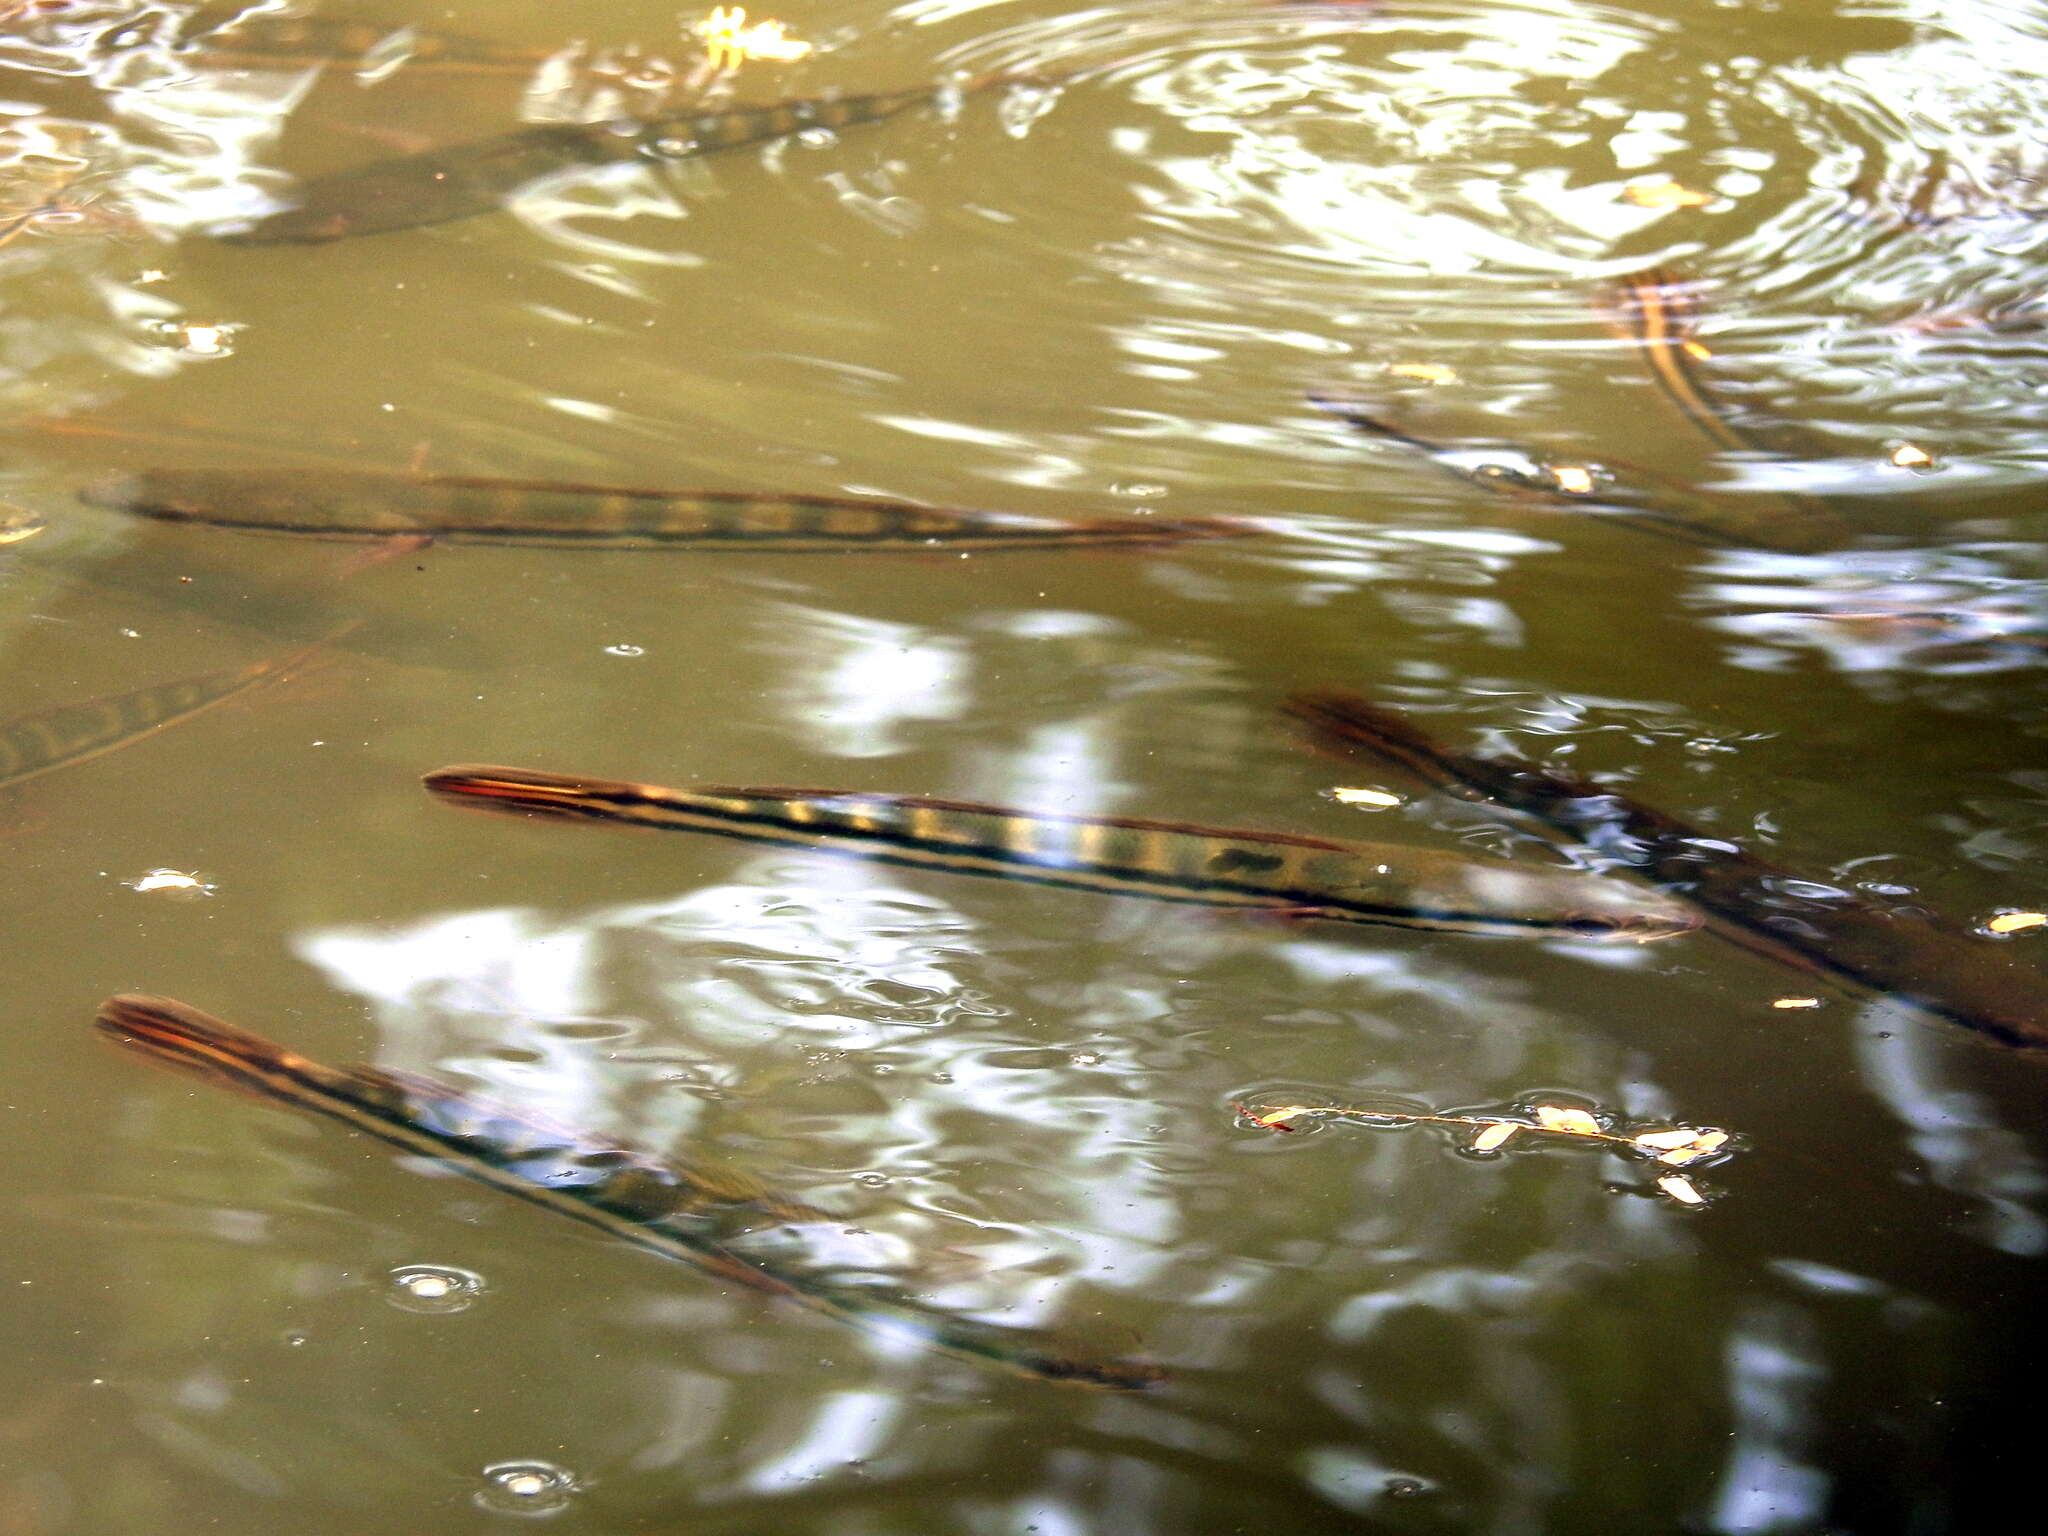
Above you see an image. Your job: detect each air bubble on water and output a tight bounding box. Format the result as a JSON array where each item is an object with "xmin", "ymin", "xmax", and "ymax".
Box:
[
  {"xmin": 475, "ymin": 1461, "xmax": 577, "ymax": 1516},
  {"xmin": 1071, "ymin": 1051, "xmax": 1105, "ymax": 1066},
  {"xmin": 387, "ymin": 1264, "xmax": 485, "ymax": 1314},
  {"xmin": 852, "ymin": 1172, "xmax": 890, "ymax": 1188},
  {"xmin": 603, "ymin": 643, "xmax": 644, "ymax": 657}
]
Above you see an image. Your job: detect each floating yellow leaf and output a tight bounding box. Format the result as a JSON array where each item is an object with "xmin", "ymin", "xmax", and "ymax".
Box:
[
  {"xmin": 1986, "ymin": 910, "xmax": 2046, "ymax": 935},
  {"xmin": 1330, "ymin": 786, "xmax": 1403, "ymax": 807},
  {"xmin": 1656, "ymin": 1174, "xmax": 1706, "ymax": 1205},
  {"xmin": 1771, "ymin": 996, "xmax": 1822, "ymax": 1010},
  {"xmin": 1888, "ymin": 443, "xmax": 1936, "ymax": 470},
  {"xmin": 1533, "ymin": 1105, "xmax": 1601, "ymax": 1136},
  {"xmin": 1549, "ymin": 464, "xmax": 1596, "ymax": 495},
  {"xmin": 1681, "ymin": 339, "xmax": 1713, "ymax": 361},
  {"xmin": 1471, "ymin": 1123, "xmax": 1519, "ymax": 1151},
  {"xmin": 1389, "ymin": 362, "xmax": 1458, "ymax": 384},
  {"xmin": 1244, "ymin": 1104, "xmax": 1311, "ymax": 1130}
]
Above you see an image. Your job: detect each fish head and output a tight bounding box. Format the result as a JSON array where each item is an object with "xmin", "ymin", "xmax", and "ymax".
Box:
[{"xmin": 422, "ymin": 764, "xmax": 629, "ymax": 820}]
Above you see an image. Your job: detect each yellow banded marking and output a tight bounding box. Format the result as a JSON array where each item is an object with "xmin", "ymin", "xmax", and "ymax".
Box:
[{"xmin": 1627, "ymin": 275, "xmax": 1750, "ymax": 455}]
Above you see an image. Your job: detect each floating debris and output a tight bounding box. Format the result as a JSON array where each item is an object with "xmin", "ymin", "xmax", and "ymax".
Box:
[
  {"xmin": 1983, "ymin": 911, "xmax": 2047, "ymax": 936},
  {"xmin": 1328, "ymin": 785, "xmax": 1403, "ymax": 808},
  {"xmin": 1234, "ymin": 1098, "xmax": 1737, "ymax": 1202},
  {"xmin": 124, "ymin": 869, "xmax": 213, "ymax": 898},
  {"xmin": 475, "ymin": 1461, "xmax": 578, "ymax": 1517},
  {"xmin": 1624, "ymin": 179, "xmax": 1713, "ymax": 209},
  {"xmin": 692, "ymin": 7, "xmax": 812, "ymax": 70},
  {"xmin": 1771, "ymin": 995, "xmax": 1824, "ymax": 1010},
  {"xmin": 387, "ymin": 1264, "xmax": 486, "ymax": 1315},
  {"xmin": 1389, "ymin": 362, "xmax": 1458, "ymax": 384},
  {"xmin": 1285, "ymin": 688, "xmax": 2048, "ymax": 1049},
  {"xmin": 423, "ymin": 765, "xmax": 1702, "ymax": 941},
  {"xmin": 1887, "ymin": 443, "xmax": 1938, "ymax": 471},
  {"xmin": 83, "ymin": 468, "xmax": 1251, "ymax": 552},
  {"xmin": 0, "ymin": 505, "xmax": 45, "ymax": 544},
  {"xmin": 96, "ymin": 994, "xmax": 1161, "ymax": 1390}
]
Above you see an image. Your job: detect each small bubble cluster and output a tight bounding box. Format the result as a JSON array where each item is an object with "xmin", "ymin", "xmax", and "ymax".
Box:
[{"xmin": 386, "ymin": 1264, "xmax": 485, "ymax": 1315}]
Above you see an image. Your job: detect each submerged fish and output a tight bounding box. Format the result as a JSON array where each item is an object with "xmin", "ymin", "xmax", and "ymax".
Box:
[
  {"xmin": 1286, "ymin": 687, "xmax": 2048, "ymax": 1049},
  {"xmin": 96, "ymin": 994, "xmax": 1159, "ymax": 1389},
  {"xmin": 1307, "ymin": 393, "xmax": 1851, "ymax": 555},
  {"xmin": 1601, "ymin": 268, "xmax": 1856, "ymax": 550},
  {"xmin": 422, "ymin": 765, "xmax": 1699, "ymax": 940},
  {"xmin": 215, "ymin": 80, "xmax": 970, "ymax": 244},
  {"xmin": 82, "ymin": 468, "xmax": 1248, "ymax": 551},
  {"xmin": 165, "ymin": 15, "xmax": 556, "ymax": 75},
  {"xmin": 0, "ymin": 644, "xmax": 316, "ymax": 792}
]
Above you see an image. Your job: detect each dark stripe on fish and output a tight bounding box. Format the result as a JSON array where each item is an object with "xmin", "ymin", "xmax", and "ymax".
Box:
[
  {"xmin": 214, "ymin": 84, "xmax": 953, "ymax": 244},
  {"xmin": 1286, "ymin": 687, "xmax": 2048, "ymax": 1049},
  {"xmin": 96, "ymin": 994, "xmax": 1161, "ymax": 1390},
  {"xmin": 422, "ymin": 765, "xmax": 1699, "ymax": 941},
  {"xmin": 82, "ymin": 468, "xmax": 1248, "ymax": 551}
]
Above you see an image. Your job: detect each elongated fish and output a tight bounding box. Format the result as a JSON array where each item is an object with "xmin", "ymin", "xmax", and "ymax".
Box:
[
  {"xmin": 96, "ymin": 994, "xmax": 1160, "ymax": 1389},
  {"xmin": 1602, "ymin": 268, "xmax": 1856, "ymax": 549},
  {"xmin": 1307, "ymin": 392, "xmax": 1852, "ymax": 555},
  {"xmin": 1286, "ymin": 687, "xmax": 2048, "ymax": 1049},
  {"xmin": 0, "ymin": 644, "xmax": 317, "ymax": 792},
  {"xmin": 215, "ymin": 81, "xmax": 966, "ymax": 244},
  {"xmin": 422, "ymin": 764, "xmax": 1699, "ymax": 940},
  {"xmin": 82, "ymin": 468, "xmax": 1248, "ymax": 551}
]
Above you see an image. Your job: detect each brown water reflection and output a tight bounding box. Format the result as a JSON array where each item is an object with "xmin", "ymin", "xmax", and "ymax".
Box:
[{"xmin": 3, "ymin": 0, "xmax": 2047, "ymax": 1530}]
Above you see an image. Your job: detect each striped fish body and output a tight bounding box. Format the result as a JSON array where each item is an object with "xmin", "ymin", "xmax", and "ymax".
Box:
[
  {"xmin": 82, "ymin": 468, "xmax": 1247, "ymax": 551},
  {"xmin": 216, "ymin": 85, "xmax": 940, "ymax": 244},
  {"xmin": 0, "ymin": 655, "xmax": 289, "ymax": 791},
  {"xmin": 423, "ymin": 765, "xmax": 1700, "ymax": 941},
  {"xmin": 1603, "ymin": 268, "xmax": 1857, "ymax": 552},
  {"xmin": 95, "ymin": 995, "xmax": 1162, "ymax": 1390},
  {"xmin": 1287, "ymin": 687, "xmax": 2048, "ymax": 1049}
]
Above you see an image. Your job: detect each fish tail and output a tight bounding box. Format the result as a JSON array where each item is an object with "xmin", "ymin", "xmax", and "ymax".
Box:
[{"xmin": 95, "ymin": 993, "xmax": 309, "ymax": 1098}]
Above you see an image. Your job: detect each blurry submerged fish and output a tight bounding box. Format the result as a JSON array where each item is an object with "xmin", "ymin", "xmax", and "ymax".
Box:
[
  {"xmin": 1286, "ymin": 687, "xmax": 2048, "ymax": 1049},
  {"xmin": 1306, "ymin": 392, "xmax": 1847, "ymax": 554},
  {"xmin": 83, "ymin": 468, "xmax": 1249, "ymax": 551},
  {"xmin": 164, "ymin": 14, "xmax": 556, "ymax": 75},
  {"xmin": 215, "ymin": 79, "xmax": 983, "ymax": 244},
  {"xmin": 422, "ymin": 765, "xmax": 1699, "ymax": 940},
  {"xmin": 1309, "ymin": 385, "xmax": 1856, "ymax": 555},
  {"xmin": 97, "ymin": 994, "xmax": 1159, "ymax": 1390},
  {"xmin": 0, "ymin": 643, "xmax": 320, "ymax": 792}
]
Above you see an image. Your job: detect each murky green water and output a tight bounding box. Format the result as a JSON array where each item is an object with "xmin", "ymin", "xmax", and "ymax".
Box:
[{"xmin": 4, "ymin": 0, "xmax": 2046, "ymax": 1529}]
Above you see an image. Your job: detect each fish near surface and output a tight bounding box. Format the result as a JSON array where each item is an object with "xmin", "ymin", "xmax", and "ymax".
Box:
[
  {"xmin": 95, "ymin": 994, "xmax": 1161, "ymax": 1391},
  {"xmin": 214, "ymin": 81, "xmax": 963, "ymax": 244},
  {"xmin": 1307, "ymin": 393, "xmax": 1853, "ymax": 555},
  {"xmin": 81, "ymin": 468, "xmax": 1251, "ymax": 551},
  {"xmin": 422, "ymin": 765, "xmax": 1699, "ymax": 941},
  {"xmin": 1286, "ymin": 686, "xmax": 2048, "ymax": 1050}
]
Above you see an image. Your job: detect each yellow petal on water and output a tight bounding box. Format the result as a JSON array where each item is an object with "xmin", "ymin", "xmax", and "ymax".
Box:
[
  {"xmin": 1549, "ymin": 464, "xmax": 1596, "ymax": 495},
  {"xmin": 1984, "ymin": 910, "xmax": 2047, "ymax": 935},
  {"xmin": 1656, "ymin": 1174, "xmax": 1706, "ymax": 1204},
  {"xmin": 1771, "ymin": 995, "xmax": 1822, "ymax": 1010},
  {"xmin": 1389, "ymin": 362, "xmax": 1458, "ymax": 384},
  {"xmin": 1888, "ymin": 443, "xmax": 1937, "ymax": 470},
  {"xmin": 1681, "ymin": 340, "xmax": 1713, "ymax": 361},
  {"xmin": 1533, "ymin": 1105, "xmax": 1601, "ymax": 1136},
  {"xmin": 1631, "ymin": 1128, "xmax": 1698, "ymax": 1150},
  {"xmin": 1624, "ymin": 179, "xmax": 1712, "ymax": 209},
  {"xmin": 1330, "ymin": 786, "xmax": 1403, "ymax": 807},
  {"xmin": 1471, "ymin": 1123, "xmax": 1519, "ymax": 1151}
]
